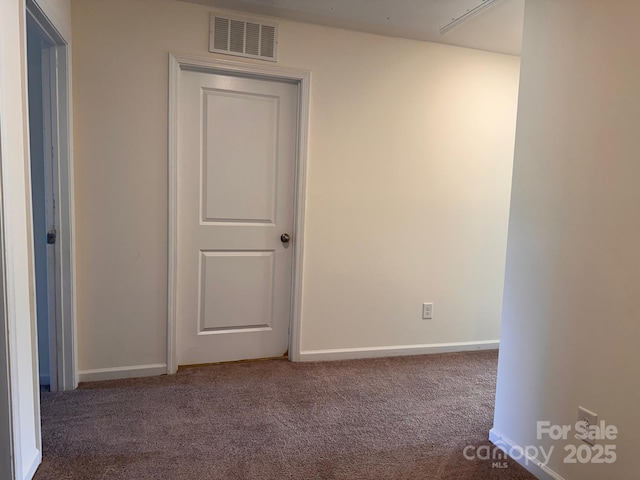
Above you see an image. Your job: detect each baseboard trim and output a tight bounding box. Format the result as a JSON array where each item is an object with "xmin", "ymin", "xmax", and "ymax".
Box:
[
  {"xmin": 78, "ymin": 363, "xmax": 168, "ymax": 383},
  {"xmin": 77, "ymin": 343, "xmax": 499, "ymax": 379},
  {"xmin": 299, "ymin": 340, "xmax": 499, "ymax": 362},
  {"xmin": 23, "ymin": 448, "xmax": 41, "ymax": 480},
  {"xmin": 489, "ymin": 428, "xmax": 566, "ymax": 480}
]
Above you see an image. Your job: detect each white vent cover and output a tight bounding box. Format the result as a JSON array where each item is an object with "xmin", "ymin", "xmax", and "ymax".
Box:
[{"xmin": 209, "ymin": 14, "xmax": 278, "ymax": 62}]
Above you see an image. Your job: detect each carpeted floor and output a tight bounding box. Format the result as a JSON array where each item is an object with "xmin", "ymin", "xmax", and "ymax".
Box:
[{"xmin": 35, "ymin": 350, "xmax": 535, "ymax": 479}]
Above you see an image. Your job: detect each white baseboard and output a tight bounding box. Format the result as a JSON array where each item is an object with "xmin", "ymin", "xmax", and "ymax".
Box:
[
  {"xmin": 489, "ymin": 428, "xmax": 565, "ymax": 480},
  {"xmin": 23, "ymin": 448, "xmax": 41, "ymax": 480},
  {"xmin": 77, "ymin": 343, "xmax": 498, "ymax": 380},
  {"xmin": 299, "ymin": 340, "xmax": 499, "ymax": 362},
  {"xmin": 78, "ymin": 363, "xmax": 167, "ymax": 383}
]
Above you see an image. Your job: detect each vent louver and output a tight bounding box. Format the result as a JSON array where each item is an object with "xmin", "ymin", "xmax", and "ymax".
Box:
[{"xmin": 210, "ymin": 14, "xmax": 278, "ymax": 62}]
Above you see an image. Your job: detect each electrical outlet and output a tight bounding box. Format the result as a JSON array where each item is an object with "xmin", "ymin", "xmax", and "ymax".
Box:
[
  {"xmin": 576, "ymin": 406, "xmax": 598, "ymax": 446},
  {"xmin": 422, "ymin": 303, "xmax": 433, "ymax": 320}
]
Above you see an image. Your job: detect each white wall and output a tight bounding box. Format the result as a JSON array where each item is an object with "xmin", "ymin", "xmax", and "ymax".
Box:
[
  {"xmin": 71, "ymin": 0, "xmax": 520, "ymax": 373},
  {"xmin": 0, "ymin": 0, "xmax": 42, "ymax": 478},
  {"xmin": 493, "ymin": 1, "xmax": 640, "ymax": 479}
]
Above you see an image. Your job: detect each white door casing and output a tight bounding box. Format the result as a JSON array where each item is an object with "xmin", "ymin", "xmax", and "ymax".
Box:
[{"xmin": 173, "ymin": 60, "xmax": 305, "ymax": 367}]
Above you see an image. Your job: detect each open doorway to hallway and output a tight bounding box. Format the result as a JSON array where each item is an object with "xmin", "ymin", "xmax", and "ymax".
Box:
[
  {"xmin": 25, "ymin": 0, "xmax": 77, "ymax": 393},
  {"xmin": 27, "ymin": 15, "xmax": 57, "ymax": 392}
]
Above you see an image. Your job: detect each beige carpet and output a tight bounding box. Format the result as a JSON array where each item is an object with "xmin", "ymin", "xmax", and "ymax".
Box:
[{"xmin": 35, "ymin": 351, "xmax": 535, "ymax": 479}]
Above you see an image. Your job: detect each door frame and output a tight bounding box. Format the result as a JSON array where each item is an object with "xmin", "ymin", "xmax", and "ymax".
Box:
[
  {"xmin": 0, "ymin": 131, "xmax": 15, "ymax": 480},
  {"xmin": 26, "ymin": 0, "xmax": 77, "ymax": 392},
  {"xmin": 167, "ymin": 53, "xmax": 311, "ymax": 373}
]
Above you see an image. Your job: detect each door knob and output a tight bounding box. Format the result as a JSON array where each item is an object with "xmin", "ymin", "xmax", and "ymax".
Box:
[{"xmin": 280, "ymin": 233, "xmax": 291, "ymax": 243}]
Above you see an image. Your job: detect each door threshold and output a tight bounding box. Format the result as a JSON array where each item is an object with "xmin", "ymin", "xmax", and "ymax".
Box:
[{"xmin": 177, "ymin": 353, "xmax": 288, "ymax": 371}]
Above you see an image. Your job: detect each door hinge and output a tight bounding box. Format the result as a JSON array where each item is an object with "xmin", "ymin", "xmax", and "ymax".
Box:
[{"xmin": 47, "ymin": 230, "xmax": 57, "ymax": 245}]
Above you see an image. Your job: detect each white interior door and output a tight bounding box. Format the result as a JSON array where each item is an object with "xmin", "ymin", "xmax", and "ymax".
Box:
[{"xmin": 176, "ymin": 69, "xmax": 298, "ymax": 366}]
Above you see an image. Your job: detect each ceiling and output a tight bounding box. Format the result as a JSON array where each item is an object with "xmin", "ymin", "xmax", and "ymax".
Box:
[{"xmin": 181, "ymin": 0, "xmax": 525, "ymax": 56}]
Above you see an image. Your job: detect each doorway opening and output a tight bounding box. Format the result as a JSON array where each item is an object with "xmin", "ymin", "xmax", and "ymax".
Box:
[{"xmin": 26, "ymin": 1, "xmax": 77, "ymax": 392}]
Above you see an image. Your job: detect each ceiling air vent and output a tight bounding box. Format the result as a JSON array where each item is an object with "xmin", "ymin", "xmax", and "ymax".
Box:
[{"xmin": 209, "ymin": 14, "xmax": 278, "ymax": 62}]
